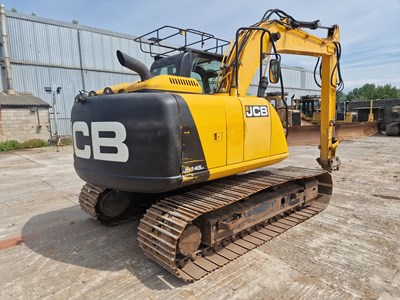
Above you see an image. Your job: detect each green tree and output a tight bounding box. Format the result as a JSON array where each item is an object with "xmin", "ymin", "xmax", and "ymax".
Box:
[
  {"xmin": 346, "ymin": 83, "xmax": 400, "ymax": 101},
  {"xmin": 11, "ymin": 8, "xmax": 17, "ymax": 12},
  {"xmin": 72, "ymin": 20, "xmax": 79, "ymax": 25},
  {"xmin": 373, "ymin": 84, "xmax": 399, "ymax": 99},
  {"xmin": 336, "ymin": 91, "xmax": 347, "ymax": 101},
  {"xmin": 346, "ymin": 88, "xmax": 359, "ymax": 101}
]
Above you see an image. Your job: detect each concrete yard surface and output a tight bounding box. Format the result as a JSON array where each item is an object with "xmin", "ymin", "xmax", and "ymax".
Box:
[{"xmin": 0, "ymin": 135, "xmax": 399, "ymax": 299}]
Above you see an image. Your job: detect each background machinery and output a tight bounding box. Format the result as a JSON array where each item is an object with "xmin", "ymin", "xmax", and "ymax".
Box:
[
  {"xmin": 385, "ymin": 105, "xmax": 400, "ymax": 135},
  {"xmin": 285, "ymin": 95, "xmax": 379, "ymax": 145},
  {"xmin": 72, "ymin": 9, "xmax": 342, "ymax": 282},
  {"xmin": 295, "ymin": 95, "xmax": 322, "ymax": 124}
]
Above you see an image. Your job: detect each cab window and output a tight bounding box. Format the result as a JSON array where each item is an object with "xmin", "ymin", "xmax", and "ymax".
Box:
[
  {"xmin": 190, "ymin": 71, "xmax": 204, "ymax": 92},
  {"xmin": 191, "ymin": 56, "xmax": 221, "ymax": 94},
  {"xmin": 151, "ymin": 64, "xmax": 177, "ymax": 76}
]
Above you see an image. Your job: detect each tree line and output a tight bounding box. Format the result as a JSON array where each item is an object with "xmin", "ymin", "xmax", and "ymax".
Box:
[{"xmin": 337, "ymin": 83, "xmax": 400, "ymax": 101}]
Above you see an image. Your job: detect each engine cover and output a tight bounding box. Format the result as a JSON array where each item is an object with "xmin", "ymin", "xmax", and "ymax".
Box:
[{"xmin": 71, "ymin": 92, "xmax": 208, "ymax": 193}]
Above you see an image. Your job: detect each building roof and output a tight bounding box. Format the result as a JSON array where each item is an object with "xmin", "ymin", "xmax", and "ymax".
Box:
[{"xmin": 0, "ymin": 93, "xmax": 50, "ymax": 108}]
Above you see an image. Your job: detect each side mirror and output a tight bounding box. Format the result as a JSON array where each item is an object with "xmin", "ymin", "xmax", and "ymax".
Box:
[{"xmin": 269, "ymin": 59, "xmax": 281, "ymax": 84}]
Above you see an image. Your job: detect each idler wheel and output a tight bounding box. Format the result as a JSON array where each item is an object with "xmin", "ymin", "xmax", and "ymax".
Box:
[
  {"xmin": 177, "ymin": 225, "xmax": 202, "ymax": 257},
  {"xmin": 97, "ymin": 190, "xmax": 130, "ymax": 218}
]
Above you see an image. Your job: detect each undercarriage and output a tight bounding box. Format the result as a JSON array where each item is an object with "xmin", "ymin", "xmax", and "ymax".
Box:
[{"xmin": 79, "ymin": 166, "xmax": 332, "ymax": 282}]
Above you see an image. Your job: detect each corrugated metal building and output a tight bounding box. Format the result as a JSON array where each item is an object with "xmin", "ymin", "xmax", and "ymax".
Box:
[
  {"xmin": 248, "ymin": 65, "xmax": 320, "ymax": 98},
  {"xmin": 0, "ymin": 9, "xmax": 320, "ymax": 135}
]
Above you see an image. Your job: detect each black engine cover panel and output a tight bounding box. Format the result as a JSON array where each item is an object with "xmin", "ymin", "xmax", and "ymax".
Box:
[{"xmin": 71, "ymin": 92, "xmax": 182, "ymax": 193}]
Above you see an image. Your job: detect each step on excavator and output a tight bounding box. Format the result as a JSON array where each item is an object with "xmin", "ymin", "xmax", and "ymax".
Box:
[{"xmin": 72, "ymin": 9, "xmax": 341, "ymax": 282}]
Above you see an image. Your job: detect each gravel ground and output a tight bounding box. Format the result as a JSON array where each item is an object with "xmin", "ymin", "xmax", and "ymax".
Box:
[{"xmin": 0, "ymin": 134, "xmax": 399, "ymax": 299}]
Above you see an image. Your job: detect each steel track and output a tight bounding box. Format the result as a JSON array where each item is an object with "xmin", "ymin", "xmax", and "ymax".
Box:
[
  {"xmin": 78, "ymin": 183, "xmax": 105, "ymax": 221},
  {"xmin": 137, "ymin": 166, "xmax": 332, "ymax": 282}
]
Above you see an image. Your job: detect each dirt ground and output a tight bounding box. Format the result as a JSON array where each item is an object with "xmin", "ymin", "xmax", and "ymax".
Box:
[{"xmin": 0, "ymin": 134, "xmax": 399, "ymax": 299}]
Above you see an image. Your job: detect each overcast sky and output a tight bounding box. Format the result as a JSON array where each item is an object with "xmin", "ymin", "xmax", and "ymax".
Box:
[{"xmin": 2, "ymin": 0, "xmax": 400, "ymax": 92}]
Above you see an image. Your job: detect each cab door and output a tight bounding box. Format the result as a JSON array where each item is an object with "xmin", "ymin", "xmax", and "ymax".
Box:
[{"xmin": 239, "ymin": 97, "xmax": 272, "ymax": 161}]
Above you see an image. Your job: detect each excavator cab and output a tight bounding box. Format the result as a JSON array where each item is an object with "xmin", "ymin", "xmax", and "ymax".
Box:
[
  {"xmin": 295, "ymin": 95, "xmax": 321, "ymax": 123},
  {"xmin": 150, "ymin": 52, "xmax": 222, "ymax": 94},
  {"xmin": 135, "ymin": 26, "xmax": 228, "ymax": 95}
]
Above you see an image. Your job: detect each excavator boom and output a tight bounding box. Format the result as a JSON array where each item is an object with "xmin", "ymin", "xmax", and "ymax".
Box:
[{"xmin": 218, "ymin": 10, "xmax": 341, "ymax": 170}]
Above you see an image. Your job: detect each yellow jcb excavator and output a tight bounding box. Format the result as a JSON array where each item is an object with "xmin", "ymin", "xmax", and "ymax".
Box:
[{"xmin": 72, "ymin": 9, "xmax": 341, "ymax": 282}]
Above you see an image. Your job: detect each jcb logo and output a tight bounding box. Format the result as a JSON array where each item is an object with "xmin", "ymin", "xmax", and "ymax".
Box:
[
  {"xmin": 72, "ymin": 121, "xmax": 129, "ymax": 162},
  {"xmin": 245, "ymin": 105, "xmax": 269, "ymax": 118}
]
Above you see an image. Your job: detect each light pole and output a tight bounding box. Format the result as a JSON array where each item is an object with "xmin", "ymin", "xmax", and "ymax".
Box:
[{"xmin": 45, "ymin": 86, "xmax": 62, "ymax": 149}]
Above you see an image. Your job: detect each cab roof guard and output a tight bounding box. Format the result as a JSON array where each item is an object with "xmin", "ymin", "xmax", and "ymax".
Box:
[{"xmin": 134, "ymin": 25, "xmax": 230, "ymax": 58}]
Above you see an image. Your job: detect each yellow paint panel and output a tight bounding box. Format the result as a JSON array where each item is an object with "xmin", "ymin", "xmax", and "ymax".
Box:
[
  {"xmin": 239, "ymin": 97, "xmax": 272, "ymax": 161},
  {"xmin": 179, "ymin": 94, "xmax": 227, "ymax": 169},
  {"xmin": 208, "ymin": 153, "xmax": 288, "ymax": 181},
  {"xmin": 269, "ymin": 106, "xmax": 288, "ymax": 156},
  {"xmin": 126, "ymin": 75, "xmax": 202, "ymax": 94},
  {"xmin": 179, "ymin": 93, "xmax": 288, "ymax": 181},
  {"xmin": 224, "ymin": 97, "xmax": 244, "ymax": 164}
]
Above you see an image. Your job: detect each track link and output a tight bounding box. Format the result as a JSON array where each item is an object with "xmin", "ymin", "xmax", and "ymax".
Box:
[
  {"xmin": 79, "ymin": 183, "xmax": 160, "ymax": 225},
  {"xmin": 138, "ymin": 166, "xmax": 332, "ymax": 282},
  {"xmin": 78, "ymin": 183, "xmax": 105, "ymax": 221}
]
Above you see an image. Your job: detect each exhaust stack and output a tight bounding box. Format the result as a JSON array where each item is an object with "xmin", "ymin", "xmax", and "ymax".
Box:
[{"xmin": 117, "ymin": 50, "xmax": 152, "ymax": 81}]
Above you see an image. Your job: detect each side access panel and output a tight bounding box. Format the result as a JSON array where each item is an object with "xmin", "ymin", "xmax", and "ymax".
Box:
[
  {"xmin": 177, "ymin": 93, "xmax": 227, "ymax": 169},
  {"xmin": 239, "ymin": 96, "xmax": 272, "ymax": 161}
]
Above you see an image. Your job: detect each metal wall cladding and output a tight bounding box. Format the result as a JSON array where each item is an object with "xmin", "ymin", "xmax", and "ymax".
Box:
[
  {"xmin": 7, "ymin": 17, "xmax": 81, "ymax": 67},
  {"xmin": 250, "ymin": 66, "xmax": 320, "ymax": 91},
  {"xmin": 84, "ymin": 70, "xmax": 138, "ymax": 92},
  {"xmin": 12, "ymin": 64, "xmax": 82, "ymax": 115},
  {"xmin": 0, "ymin": 66, "xmax": 4, "ymax": 92},
  {"xmin": 13, "ymin": 65, "xmax": 80, "ymax": 136},
  {"xmin": 4, "ymin": 13, "xmax": 149, "ymax": 135},
  {"xmin": 248, "ymin": 66, "xmax": 320, "ymax": 103},
  {"xmin": 7, "ymin": 15, "xmax": 153, "ymax": 71},
  {"xmin": 79, "ymin": 31, "xmax": 153, "ymax": 72}
]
